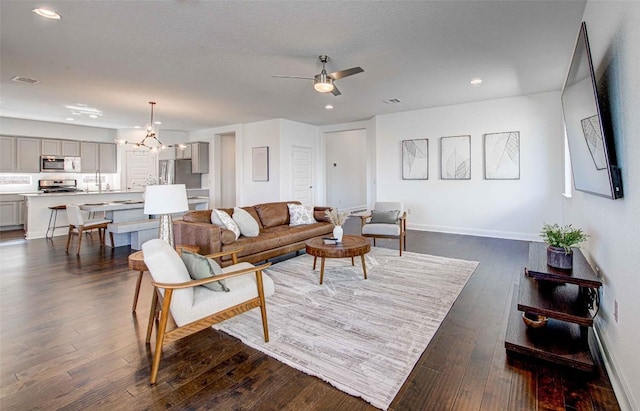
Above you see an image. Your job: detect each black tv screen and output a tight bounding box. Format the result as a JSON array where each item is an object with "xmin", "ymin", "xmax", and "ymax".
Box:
[{"xmin": 561, "ymin": 22, "xmax": 623, "ymax": 199}]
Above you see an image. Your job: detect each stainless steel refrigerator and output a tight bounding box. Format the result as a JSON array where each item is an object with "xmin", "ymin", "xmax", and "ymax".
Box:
[{"xmin": 158, "ymin": 159, "xmax": 201, "ymax": 188}]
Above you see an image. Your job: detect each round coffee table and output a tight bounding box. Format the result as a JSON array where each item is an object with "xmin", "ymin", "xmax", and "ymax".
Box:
[
  {"xmin": 305, "ymin": 235, "xmax": 371, "ymax": 284},
  {"xmin": 128, "ymin": 244, "xmax": 199, "ymax": 312}
]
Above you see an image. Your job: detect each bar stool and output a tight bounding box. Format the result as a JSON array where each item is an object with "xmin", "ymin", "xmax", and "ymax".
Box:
[{"xmin": 46, "ymin": 205, "xmax": 67, "ymax": 240}]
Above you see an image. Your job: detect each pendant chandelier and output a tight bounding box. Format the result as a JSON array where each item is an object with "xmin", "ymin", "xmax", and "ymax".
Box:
[{"xmin": 116, "ymin": 102, "xmax": 167, "ymax": 152}]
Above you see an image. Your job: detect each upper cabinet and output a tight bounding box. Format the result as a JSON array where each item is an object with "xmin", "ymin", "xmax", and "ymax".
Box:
[
  {"xmin": 0, "ymin": 136, "xmax": 16, "ymax": 172},
  {"xmin": 62, "ymin": 140, "xmax": 81, "ymax": 156},
  {"xmin": 81, "ymin": 142, "xmax": 116, "ymax": 173},
  {"xmin": 99, "ymin": 143, "xmax": 117, "ymax": 173},
  {"xmin": 16, "ymin": 137, "xmax": 41, "ymax": 172},
  {"xmin": 191, "ymin": 142, "xmax": 209, "ymax": 173},
  {"xmin": 175, "ymin": 142, "xmax": 209, "ymax": 173},
  {"xmin": 40, "ymin": 139, "xmax": 80, "ymax": 156},
  {"xmin": 175, "ymin": 144, "xmax": 192, "ymax": 159}
]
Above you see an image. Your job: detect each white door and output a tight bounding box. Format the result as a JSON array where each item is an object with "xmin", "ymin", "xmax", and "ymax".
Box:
[
  {"xmin": 125, "ymin": 149, "xmax": 157, "ymax": 191},
  {"xmin": 292, "ymin": 146, "xmax": 313, "ymax": 205}
]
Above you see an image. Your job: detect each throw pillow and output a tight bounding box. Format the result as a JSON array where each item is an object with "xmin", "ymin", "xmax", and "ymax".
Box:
[
  {"xmin": 212, "ymin": 209, "xmax": 240, "ymax": 240},
  {"xmin": 180, "ymin": 251, "xmax": 229, "ymax": 292},
  {"xmin": 233, "ymin": 207, "xmax": 260, "ymax": 237},
  {"xmin": 369, "ymin": 209, "xmax": 400, "ymax": 224},
  {"xmin": 288, "ymin": 203, "xmax": 317, "ymax": 226}
]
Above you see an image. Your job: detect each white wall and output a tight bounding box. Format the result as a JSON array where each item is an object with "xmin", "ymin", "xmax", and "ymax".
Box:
[
  {"xmin": 567, "ymin": 3, "xmax": 640, "ymax": 410},
  {"xmin": 375, "ymin": 91, "xmax": 565, "ymax": 240},
  {"xmin": 240, "ymin": 119, "xmax": 280, "ymax": 205},
  {"xmin": 324, "ymin": 129, "xmax": 367, "ymax": 211},
  {"xmin": 279, "ymin": 119, "xmax": 320, "ymax": 203}
]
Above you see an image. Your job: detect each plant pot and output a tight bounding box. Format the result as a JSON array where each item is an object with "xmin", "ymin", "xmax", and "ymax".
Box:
[{"xmin": 546, "ymin": 246, "xmax": 573, "ymax": 270}]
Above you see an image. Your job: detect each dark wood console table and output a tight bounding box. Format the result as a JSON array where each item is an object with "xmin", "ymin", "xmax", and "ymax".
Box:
[{"xmin": 505, "ymin": 242, "xmax": 602, "ymax": 372}]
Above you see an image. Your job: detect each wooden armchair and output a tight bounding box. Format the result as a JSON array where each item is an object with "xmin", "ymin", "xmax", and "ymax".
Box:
[
  {"xmin": 359, "ymin": 202, "xmax": 407, "ymax": 256},
  {"xmin": 141, "ymin": 239, "xmax": 274, "ymax": 384}
]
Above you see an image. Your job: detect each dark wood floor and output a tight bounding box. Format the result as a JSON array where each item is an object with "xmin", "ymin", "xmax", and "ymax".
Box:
[{"xmin": 0, "ymin": 219, "xmax": 620, "ymax": 410}]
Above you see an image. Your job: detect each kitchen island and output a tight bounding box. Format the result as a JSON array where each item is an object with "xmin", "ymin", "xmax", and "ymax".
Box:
[{"xmin": 22, "ymin": 191, "xmax": 209, "ymax": 245}]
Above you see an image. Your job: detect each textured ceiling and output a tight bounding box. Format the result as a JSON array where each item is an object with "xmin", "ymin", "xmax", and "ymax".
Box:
[{"xmin": 0, "ymin": 1, "xmax": 586, "ymax": 131}]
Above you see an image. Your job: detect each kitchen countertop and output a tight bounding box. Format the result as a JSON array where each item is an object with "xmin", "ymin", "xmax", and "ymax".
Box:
[{"xmin": 21, "ymin": 190, "xmax": 133, "ymax": 197}]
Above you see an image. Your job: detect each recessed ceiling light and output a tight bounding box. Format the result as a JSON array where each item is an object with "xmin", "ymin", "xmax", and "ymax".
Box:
[
  {"xmin": 65, "ymin": 118, "xmax": 74, "ymax": 121},
  {"xmin": 383, "ymin": 98, "xmax": 402, "ymax": 104},
  {"xmin": 325, "ymin": 104, "xmax": 334, "ymax": 110},
  {"xmin": 12, "ymin": 76, "xmax": 39, "ymax": 85},
  {"xmin": 470, "ymin": 78, "xmax": 483, "ymax": 85},
  {"xmin": 33, "ymin": 8, "xmax": 61, "ymax": 20},
  {"xmin": 153, "ymin": 121, "xmax": 162, "ymax": 125},
  {"xmin": 88, "ymin": 114, "xmax": 98, "ymax": 119},
  {"xmin": 134, "ymin": 126, "xmax": 141, "ymax": 129}
]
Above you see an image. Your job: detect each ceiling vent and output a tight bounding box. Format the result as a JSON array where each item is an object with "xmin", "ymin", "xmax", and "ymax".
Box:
[
  {"xmin": 12, "ymin": 76, "xmax": 39, "ymax": 85},
  {"xmin": 383, "ymin": 98, "xmax": 402, "ymax": 104}
]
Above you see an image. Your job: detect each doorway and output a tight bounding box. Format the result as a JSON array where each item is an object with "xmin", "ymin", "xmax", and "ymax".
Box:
[
  {"xmin": 124, "ymin": 149, "xmax": 157, "ymax": 191},
  {"xmin": 291, "ymin": 146, "xmax": 314, "ymax": 205}
]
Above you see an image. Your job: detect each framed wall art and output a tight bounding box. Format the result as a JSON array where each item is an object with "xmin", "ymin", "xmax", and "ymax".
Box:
[
  {"xmin": 252, "ymin": 146, "xmax": 269, "ymax": 182},
  {"xmin": 402, "ymin": 139, "xmax": 429, "ymax": 180},
  {"xmin": 440, "ymin": 135, "xmax": 471, "ymax": 180},
  {"xmin": 484, "ymin": 131, "xmax": 520, "ymax": 180}
]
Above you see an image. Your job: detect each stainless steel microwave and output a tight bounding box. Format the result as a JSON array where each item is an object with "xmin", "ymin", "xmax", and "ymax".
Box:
[{"xmin": 40, "ymin": 156, "xmax": 81, "ymax": 172}]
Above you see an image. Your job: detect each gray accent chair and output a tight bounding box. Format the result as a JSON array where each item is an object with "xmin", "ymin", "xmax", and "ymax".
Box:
[{"xmin": 359, "ymin": 202, "xmax": 407, "ymax": 256}]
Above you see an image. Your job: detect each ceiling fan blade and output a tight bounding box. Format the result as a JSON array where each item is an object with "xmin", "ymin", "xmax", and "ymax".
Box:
[
  {"xmin": 330, "ymin": 67, "xmax": 364, "ymax": 80},
  {"xmin": 331, "ymin": 85, "xmax": 342, "ymax": 96},
  {"xmin": 271, "ymin": 75, "xmax": 314, "ymax": 80}
]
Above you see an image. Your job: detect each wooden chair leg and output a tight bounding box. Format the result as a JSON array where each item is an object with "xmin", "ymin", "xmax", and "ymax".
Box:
[
  {"xmin": 150, "ymin": 289, "xmax": 173, "ymax": 385},
  {"xmin": 146, "ymin": 289, "xmax": 158, "ymax": 343},
  {"xmin": 255, "ymin": 271, "xmax": 269, "ymax": 342},
  {"xmin": 373, "ymin": 238, "xmax": 377, "ymax": 246},
  {"xmin": 132, "ymin": 271, "xmax": 144, "ymax": 313},
  {"xmin": 76, "ymin": 227, "xmax": 83, "ymax": 255},
  {"xmin": 66, "ymin": 226, "xmax": 73, "ymax": 252},
  {"xmin": 399, "ymin": 236, "xmax": 403, "ymax": 256}
]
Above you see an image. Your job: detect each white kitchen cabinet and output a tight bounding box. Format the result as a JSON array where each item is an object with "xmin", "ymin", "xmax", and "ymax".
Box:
[
  {"xmin": 16, "ymin": 137, "xmax": 41, "ymax": 172},
  {"xmin": 0, "ymin": 136, "xmax": 16, "ymax": 172}
]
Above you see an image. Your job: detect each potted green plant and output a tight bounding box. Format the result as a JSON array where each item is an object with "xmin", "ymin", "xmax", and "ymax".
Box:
[{"xmin": 540, "ymin": 223, "xmax": 589, "ymax": 269}]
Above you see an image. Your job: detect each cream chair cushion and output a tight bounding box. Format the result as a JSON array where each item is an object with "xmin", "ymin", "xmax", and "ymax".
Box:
[
  {"xmin": 142, "ymin": 239, "xmax": 275, "ymax": 327},
  {"xmin": 362, "ymin": 223, "xmax": 401, "ymax": 236}
]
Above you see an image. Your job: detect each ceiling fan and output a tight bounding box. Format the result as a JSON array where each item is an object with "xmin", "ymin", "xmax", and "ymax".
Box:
[{"xmin": 272, "ymin": 55, "xmax": 364, "ymax": 96}]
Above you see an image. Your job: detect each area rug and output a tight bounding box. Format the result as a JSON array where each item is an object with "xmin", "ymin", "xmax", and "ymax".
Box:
[{"xmin": 213, "ymin": 247, "xmax": 479, "ymax": 410}]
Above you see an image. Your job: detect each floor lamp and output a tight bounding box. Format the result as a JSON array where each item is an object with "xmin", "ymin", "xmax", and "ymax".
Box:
[{"xmin": 143, "ymin": 184, "xmax": 189, "ymax": 248}]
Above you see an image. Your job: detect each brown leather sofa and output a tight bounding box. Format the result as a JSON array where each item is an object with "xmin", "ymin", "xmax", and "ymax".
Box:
[{"xmin": 173, "ymin": 201, "xmax": 333, "ymax": 267}]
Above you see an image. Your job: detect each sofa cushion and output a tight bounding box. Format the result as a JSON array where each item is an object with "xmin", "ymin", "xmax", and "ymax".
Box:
[
  {"xmin": 212, "ymin": 209, "xmax": 240, "ymax": 240},
  {"xmin": 220, "ymin": 222, "xmax": 332, "ymax": 260},
  {"xmin": 183, "ymin": 209, "xmax": 213, "ymax": 223},
  {"xmin": 233, "ymin": 207, "xmax": 260, "ymax": 237},
  {"xmin": 288, "ymin": 203, "xmax": 316, "ymax": 226},
  {"xmin": 314, "ymin": 206, "xmax": 332, "ymax": 223},
  {"xmin": 254, "ymin": 202, "xmax": 297, "ymax": 228}
]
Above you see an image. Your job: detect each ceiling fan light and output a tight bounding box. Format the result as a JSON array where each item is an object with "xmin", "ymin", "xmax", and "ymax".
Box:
[{"xmin": 314, "ymin": 75, "xmax": 334, "ymax": 93}]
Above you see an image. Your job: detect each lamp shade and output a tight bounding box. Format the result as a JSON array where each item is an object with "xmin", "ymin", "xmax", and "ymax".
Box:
[{"xmin": 143, "ymin": 184, "xmax": 188, "ymax": 215}]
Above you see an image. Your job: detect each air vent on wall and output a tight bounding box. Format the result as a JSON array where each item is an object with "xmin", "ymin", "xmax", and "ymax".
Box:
[
  {"xmin": 383, "ymin": 98, "xmax": 402, "ymax": 104},
  {"xmin": 12, "ymin": 76, "xmax": 39, "ymax": 85}
]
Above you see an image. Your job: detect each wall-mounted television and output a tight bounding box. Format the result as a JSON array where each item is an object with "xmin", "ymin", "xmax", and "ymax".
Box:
[{"xmin": 561, "ymin": 22, "xmax": 623, "ymax": 199}]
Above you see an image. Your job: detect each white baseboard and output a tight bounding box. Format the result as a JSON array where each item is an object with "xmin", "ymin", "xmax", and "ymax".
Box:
[
  {"xmin": 593, "ymin": 322, "xmax": 636, "ymax": 411},
  {"xmin": 407, "ymin": 223, "xmax": 540, "ymax": 242}
]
